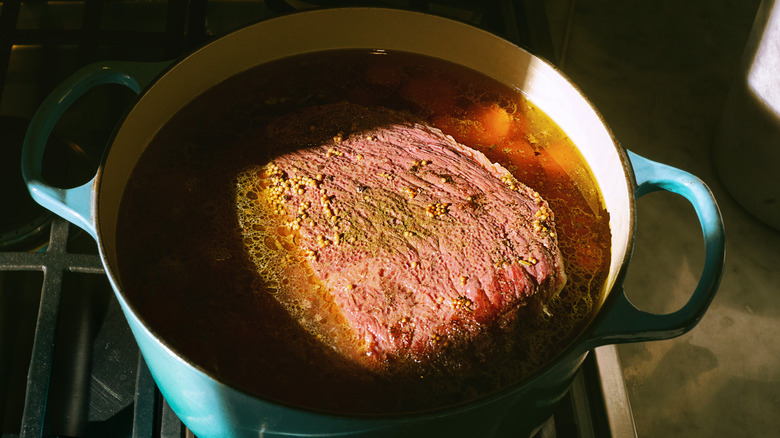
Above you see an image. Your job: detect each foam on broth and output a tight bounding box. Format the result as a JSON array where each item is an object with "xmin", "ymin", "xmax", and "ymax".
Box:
[{"xmin": 116, "ymin": 50, "xmax": 610, "ymax": 414}]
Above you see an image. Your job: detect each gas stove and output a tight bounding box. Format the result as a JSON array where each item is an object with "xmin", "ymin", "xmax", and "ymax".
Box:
[{"xmin": 0, "ymin": 1, "xmax": 635, "ymax": 436}]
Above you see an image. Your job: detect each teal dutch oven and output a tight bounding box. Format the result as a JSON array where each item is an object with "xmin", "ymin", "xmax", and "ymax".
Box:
[{"xmin": 21, "ymin": 8, "xmax": 725, "ymax": 438}]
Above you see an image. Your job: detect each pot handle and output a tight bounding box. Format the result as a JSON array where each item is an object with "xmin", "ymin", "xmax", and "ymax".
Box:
[
  {"xmin": 22, "ymin": 60, "xmax": 171, "ymax": 240},
  {"xmin": 580, "ymin": 150, "xmax": 725, "ymax": 350}
]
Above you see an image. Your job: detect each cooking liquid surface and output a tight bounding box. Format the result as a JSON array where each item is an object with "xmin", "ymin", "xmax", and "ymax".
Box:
[{"xmin": 116, "ymin": 50, "xmax": 611, "ymax": 414}]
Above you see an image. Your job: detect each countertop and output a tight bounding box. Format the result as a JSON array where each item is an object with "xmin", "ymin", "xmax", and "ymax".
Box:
[{"xmin": 546, "ymin": 0, "xmax": 779, "ymax": 436}]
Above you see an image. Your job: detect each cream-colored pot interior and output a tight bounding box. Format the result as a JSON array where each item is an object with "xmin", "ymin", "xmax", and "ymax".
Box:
[{"xmin": 98, "ymin": 7, "xmax": 633, "ymax": 306}]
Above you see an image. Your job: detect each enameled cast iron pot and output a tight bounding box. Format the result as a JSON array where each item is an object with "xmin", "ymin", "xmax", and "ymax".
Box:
[{"xmin": 22, "ymin": 8, "xmax": 725, "ymax": 437}]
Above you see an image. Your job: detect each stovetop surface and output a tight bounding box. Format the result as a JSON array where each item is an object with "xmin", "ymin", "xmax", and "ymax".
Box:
[{"xmin": 6, "ymin": 0, "xmax": 775, "ymax": 436}]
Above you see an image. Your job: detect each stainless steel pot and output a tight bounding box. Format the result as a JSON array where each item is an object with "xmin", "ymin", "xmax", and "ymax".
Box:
[{"xmin": 22, "ymin": 8, "xmax": 725, "ymax": 437}]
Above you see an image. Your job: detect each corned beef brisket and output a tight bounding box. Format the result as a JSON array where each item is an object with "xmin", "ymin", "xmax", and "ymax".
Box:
[{"xmin": 238, "ymin": 102, "xmax": 566, "ymax": 368}]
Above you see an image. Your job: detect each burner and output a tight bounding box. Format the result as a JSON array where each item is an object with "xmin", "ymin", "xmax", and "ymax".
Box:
[
  {"xmin": 0, "ymin": 116, "xmax": 53, "ymax": 251},
  {"xmin": 0, "ymin": 116, "xmax": 96, "ymax": 251}
]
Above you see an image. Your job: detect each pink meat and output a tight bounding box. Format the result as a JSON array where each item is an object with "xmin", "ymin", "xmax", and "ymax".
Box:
[{"xmin": 259, "ymin": 102, "xmax": 566, "ymax": 365}]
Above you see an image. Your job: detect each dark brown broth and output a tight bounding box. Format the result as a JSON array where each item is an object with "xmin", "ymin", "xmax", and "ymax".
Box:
[{"xmin": 116, "ymin": 50, "xmax": 610, "ymax": 414}]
